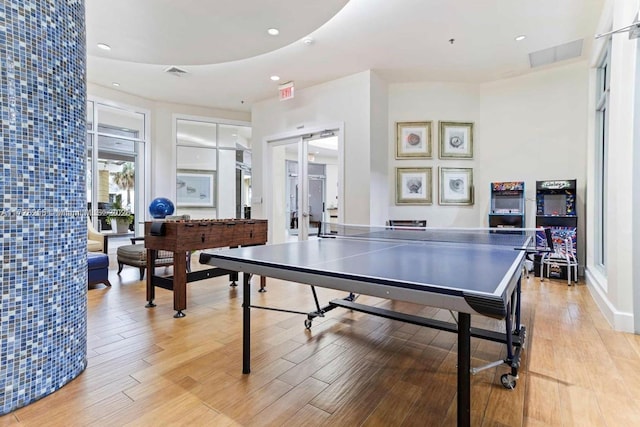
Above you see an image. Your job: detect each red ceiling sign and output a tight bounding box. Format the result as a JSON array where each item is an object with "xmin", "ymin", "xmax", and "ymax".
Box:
[{"xmin": 279, "ymin": 81, "xmax": 294, "ymax": 101}]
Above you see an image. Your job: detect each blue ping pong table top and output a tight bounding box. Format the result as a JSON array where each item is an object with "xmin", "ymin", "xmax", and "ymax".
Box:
[{"xmin": 208, "ymin": 230, "xmax": 530, "ymax": 314}]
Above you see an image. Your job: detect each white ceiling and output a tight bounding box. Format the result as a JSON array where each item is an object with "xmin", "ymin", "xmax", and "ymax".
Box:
[{"xmin": 86, "ymin": 0, "xmax": 605, "ymax": 113}]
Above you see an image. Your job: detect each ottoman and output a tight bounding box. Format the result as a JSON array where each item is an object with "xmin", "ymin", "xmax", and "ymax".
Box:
[
  {"xmin": 88, "ymin": 252, "xmax": 111, "ymax": 287},
  {"xmin": 117, "ymin": 243, "xmax": 180, "ymax": 280}
]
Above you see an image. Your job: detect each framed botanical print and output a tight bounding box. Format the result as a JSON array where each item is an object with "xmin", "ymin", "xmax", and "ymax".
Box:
[
  {"xmin": 439, "ymin": 121, "xmax": 473, "ymax": 159},
  {"xmin": 439, "ymin": 167, "xmax": 473, "ymax": 205},
  {"xmin": 396, "ymin": 121, "xmax": 432, "ymax": 159},
  {"xmin": 176, "ymin": 170, "xmax": 216, "ymax": 207},
  {"xmin": 396, "ymin": 167, "xmax": 433, "ymax": 205}
]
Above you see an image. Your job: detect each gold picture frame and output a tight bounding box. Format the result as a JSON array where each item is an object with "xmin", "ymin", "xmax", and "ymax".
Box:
[
  {"xmin": 439, "ymin": 167, "xmax": 473, "ymax": 205},
  {"xmin": 396, "ymin": 121, "xmax": 432, "ymax": 159},
  {"xmin": 439, "ymin": 121, "xmax": 473, "ymax": 159},
  {"xmin": 396, "ymin": 167, "xmax": 433, "ymax": 205}
]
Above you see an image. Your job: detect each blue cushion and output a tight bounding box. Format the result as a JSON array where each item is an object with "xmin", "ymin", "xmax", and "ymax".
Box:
[{"xmin": 87, "ymin": 252, "xmax": 109, "ymax": 270}]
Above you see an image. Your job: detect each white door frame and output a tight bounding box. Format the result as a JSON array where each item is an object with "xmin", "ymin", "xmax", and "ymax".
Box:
[
  {"xmin": 263, "ymin": 123, "xmax": 344, "ymax": 243},
  {"xmin": 633, "ymin": 39, "xmax": 640, "ymax": 333},
  {"xmin": 87, "ymin": 96, "xmax": 151, "ymax": 237}
]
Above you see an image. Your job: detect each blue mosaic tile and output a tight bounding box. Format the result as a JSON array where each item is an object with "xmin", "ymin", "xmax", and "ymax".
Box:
[{"xmin": 1, "ymin": 0, "xmax": 87, "ymax": 415}]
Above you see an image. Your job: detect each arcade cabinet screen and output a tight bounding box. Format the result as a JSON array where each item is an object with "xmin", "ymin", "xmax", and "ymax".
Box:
[
  {"xmin": 543, "ymin": 194, "xmax": 567, "ymax": 215},
  {"xmin": 494, "ymin": 195, "xmax": 521, "ymax": 212}
]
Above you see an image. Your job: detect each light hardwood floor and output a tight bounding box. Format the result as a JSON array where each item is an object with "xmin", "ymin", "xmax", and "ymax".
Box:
[{"xmin": 2, "ymin": 260, "xmax": 640, "ymax": 426}]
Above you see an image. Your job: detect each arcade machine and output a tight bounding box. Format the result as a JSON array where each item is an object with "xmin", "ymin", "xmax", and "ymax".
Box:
[
  {"xmin": 488, "ymin": 181, "xmax": 525, "ymax": 229},
  {"xmin": 534, "ymin": 179, "xmax": 578, "ymax": 280}
]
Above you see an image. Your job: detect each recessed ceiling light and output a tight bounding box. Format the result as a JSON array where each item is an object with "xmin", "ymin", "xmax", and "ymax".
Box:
[
  {"xmin": 267, "ymin": 28, "xmax": 279, "ymax": 36},
  {"xmin": 97, "ymin": 43, "xmax": 111, "ymax": 50},
  {"xmin": 112, "ymin": 82, "xmax": 120, "ymax": 87},
  {"xmin": 270, "ymin": 75, "xmax": 280, "ymax": 81},
  {"xmin": 515, "ymin": 35, "xmax": 526, "ymax": 41}
]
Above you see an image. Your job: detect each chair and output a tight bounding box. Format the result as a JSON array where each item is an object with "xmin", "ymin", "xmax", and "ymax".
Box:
[
  {"xmin": 117, "ymin": 237, "xmax": 192, "ymax": 280},
  {"xmin": 539, "ymin": 228, "xmax": 578, "ymax": 285},
  {"xmin": 388, "ymin": 220, "xmax": 427, "ymax": 228},
  {"xmin": 118, "ymin": 214, "xmax": 192, "ymax": 280},
  {"xmin": 87, "ymin": 218, "xmax": 106, "ymax": 252}
]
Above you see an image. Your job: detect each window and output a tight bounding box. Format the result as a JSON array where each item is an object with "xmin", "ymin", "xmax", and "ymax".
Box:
[
  {"xmin": 175, "ymin": 117, "xmax": 252, "ymax": 219},
  {"xmin": 87, "ymin": 99, "xmax": 148, "ymax": 236},
  {"xmin": 595, "ymin": 44, "xmax": 611, "ymax": 270}
]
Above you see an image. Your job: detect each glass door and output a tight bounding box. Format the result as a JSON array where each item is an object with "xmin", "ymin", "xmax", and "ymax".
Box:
[
  {"xmin": 307, "ymin": 133, "xmax": 339, "ymax": 233},
  {"xmin": 270, "ymin": 137, "xmax": 301, "ymax": 243},
  {"xmin": 269, "ymin": 131, "xmax": 339, "ymax": 243}
]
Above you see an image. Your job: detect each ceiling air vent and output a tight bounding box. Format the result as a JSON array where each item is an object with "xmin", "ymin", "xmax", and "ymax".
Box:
[
  {"xmin": 163, "ymin": 66, "xmax": 188, "ymax": 76},
  {"xmin": 529, "ymin": 39, "xmax": 583, "ymax": 68}
]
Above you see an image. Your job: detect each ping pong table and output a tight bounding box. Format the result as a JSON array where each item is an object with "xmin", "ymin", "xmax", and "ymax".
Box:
[{"xmin": 204, "ymin": 224, "xmax": 532, "ymax": 427}]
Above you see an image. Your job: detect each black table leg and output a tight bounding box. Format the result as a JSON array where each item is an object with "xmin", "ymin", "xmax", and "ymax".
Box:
[
  {"xmin": 242, "ymin": 271, "xmax": 251, "ymax": 374},
  {"xmin": 458, "ymin": 312, "xmax": 471, "ymax": 427},
  {"xmin": 515, "ymin": 277, "xmax": 522, "ymax": 331},
  {"xmin": 145, "ymin": 249, "xmax": 157, "ymax": 308},
  {"xmin": 505, "ymin": 303, "xmax": 514, "ymax": 361}
]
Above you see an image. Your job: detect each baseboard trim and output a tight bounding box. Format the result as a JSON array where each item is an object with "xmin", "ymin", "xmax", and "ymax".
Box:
[{"xmin": 585, "ymin": 268, "xmax": 634, "ymax": 333}]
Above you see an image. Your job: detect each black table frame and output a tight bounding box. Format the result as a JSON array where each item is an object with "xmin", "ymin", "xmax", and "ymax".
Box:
[{"xmin": 240, "ymin": 272, "xmax": 526, "ymax": 427}]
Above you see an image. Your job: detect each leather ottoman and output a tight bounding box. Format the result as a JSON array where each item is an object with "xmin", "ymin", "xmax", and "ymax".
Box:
[{"xmin": 88, "ymin": 252, "xmax": 111, "ymax": 287}]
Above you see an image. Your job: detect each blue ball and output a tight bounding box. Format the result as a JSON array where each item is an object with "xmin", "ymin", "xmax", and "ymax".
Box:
[{"xmin": 149, "ymin": 197, "xmax": 175, "ymax": 219}]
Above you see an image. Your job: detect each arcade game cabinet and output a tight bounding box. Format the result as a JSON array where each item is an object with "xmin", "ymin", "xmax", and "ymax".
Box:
[
  {"xmin": 488, "ymin": 181, "xmax": 525, "ymax": 229},
  {"xmin": 534, "ymin": 179, "xmax": 578, "ymax": 280}
]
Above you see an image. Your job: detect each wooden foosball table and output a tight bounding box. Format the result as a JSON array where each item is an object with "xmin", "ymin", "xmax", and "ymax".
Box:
[{"xmin": 144, "ymin": 219, "xmax": 268, "ymax": 317}]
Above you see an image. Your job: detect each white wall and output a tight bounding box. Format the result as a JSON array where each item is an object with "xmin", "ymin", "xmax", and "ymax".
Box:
[
  {"xmin": 252, "ymin": 63, "xmax": 590, "ymax": 234},
  {"xmin": 479, "ymin": 63, "xmax": 588, "ymax": 229},
  {"xmin": 479, "ymin": 62, "xmax": 589, "ymax": 272},
  {"xmin": 251, "ymin": 71, "xmax": 376, "ymax": 225},
  {"xmin": 388, "ymin": 82, "xmax": 481, "ymax": 227},
  {"xmin": 369, "ymin": 71, "xmax": 390, "ymax": 225},
  {"xmin": 634, "ymin": 32, "xmax": 640, "ymax": 333},
  {"xmin": 87, "ymin": 83, "xmax": 250, "ymax": 212},
  {"xmin": 586, "ymin": 0, "xmax": 639, "ymax": 332},
  {"xmin": 388, "ymin": 64, "xmax": 589, "ymax": 258},
  {"xmin": 153, "ymin": 104, "xmax": 248, "ymax": 201}
]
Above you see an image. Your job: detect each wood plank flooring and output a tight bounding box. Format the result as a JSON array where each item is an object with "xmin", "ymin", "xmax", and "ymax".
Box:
[{"xmin": 2, "ymin": 259, "xmax": 640, "ymax": 426}]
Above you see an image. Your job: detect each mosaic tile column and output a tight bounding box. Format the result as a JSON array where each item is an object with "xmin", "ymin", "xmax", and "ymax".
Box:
[{"xmin": 0, "ymin": 0, "xmax": 87, "ymax": 414}]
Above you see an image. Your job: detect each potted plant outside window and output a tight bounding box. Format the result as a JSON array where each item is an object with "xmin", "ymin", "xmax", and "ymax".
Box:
[{"xmin": 106, "ymin": 194, "xmax": 134, "ymax": 233}]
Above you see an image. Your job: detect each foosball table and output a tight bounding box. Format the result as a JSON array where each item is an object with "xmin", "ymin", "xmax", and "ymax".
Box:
[{"xmin": 143, "ymin": 219, "xmax": 268, "ymax": 317}]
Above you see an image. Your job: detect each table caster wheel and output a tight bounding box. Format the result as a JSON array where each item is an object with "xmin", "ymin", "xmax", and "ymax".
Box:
[
  {"xmin": 500, "ymin": 373, "xmax": 516, "ymax": 389},
  {"xmin": 304, "ymin": 318, "xmax": 313, "ymax": 330}
]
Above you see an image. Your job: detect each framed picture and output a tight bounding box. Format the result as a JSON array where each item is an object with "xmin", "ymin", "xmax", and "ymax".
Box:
[
  {"xmin": 439, "ymin": 121, "xmax": 473, "ymax": 159},
  {"xmin": 396, "ymin": 121, "xmax": 432, "ymax": 159},
  {"xmin": 176, "ymin": 170, "xmax": 215, "ymax": 207},
  {"xmin": 396, "ymin": 167, "xmax": 432, "ymax": 205},
  {"xmin": 439, "ymin": 167, "xmax": 473, "ymax": 205}
]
